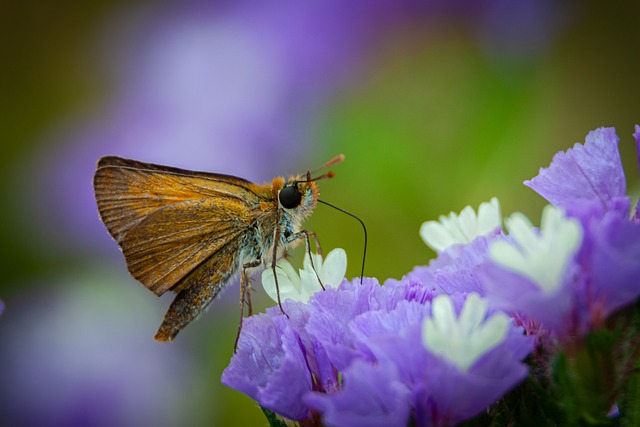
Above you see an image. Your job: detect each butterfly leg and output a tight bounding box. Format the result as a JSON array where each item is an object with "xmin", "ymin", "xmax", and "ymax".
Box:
[
  {"xmin": 309, "ymin": 231, "xmax": 323, "ymax": 257},
  {"xmin": 241, "ymin": 259, "xmax": 260, "ymax": 316},
  {"xmin": 234, "ymin": 258, "xmax": 261, "ymax": 350},
  {"xmin": 286, "ymin": 230, "xmax": 325, "ymax": 290}
]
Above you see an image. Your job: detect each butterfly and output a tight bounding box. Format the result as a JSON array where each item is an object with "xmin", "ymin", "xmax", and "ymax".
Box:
[{"xmin": 93, "ymin": 154, "xmax": 343, "ymax": 343}]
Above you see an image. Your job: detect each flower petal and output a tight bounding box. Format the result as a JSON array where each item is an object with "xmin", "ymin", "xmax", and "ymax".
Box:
[
  {"xmin": 262, "ymin": 258, "xmax": 302, "ymax": 303},
  {"xmin": 305, "ymin": 361, "xmax": 411, "ymax": 427},
  {"xmin": 221, "ymin": 312, "xmax": 313, "ymax": 420},
  {"xmin": 264, "ymin": 249, "xmax": 348, "ymax": 304},
  {"xmin": 420, "ymin": 221, "xmax": 458, "ymax": 253},
  {"xmin": 423, "ymin": 293, "xmax": 510, "ymax": 372},
  {"xmin": 524, "ymin": 127, "xmax": 626, "ymax": 212},
  {"xmin": 420, "ymin": 198, "xmax": 502, "ymax": 253},
  {"xmin": 588, "ymin": 212, "xmax": 640, "ymax": 315},
  {"xmin": 490, "ymin": 205, "xmax": 582, "ymax": 293},
  {"xmin": 321, "ymin": 248, "xmax": 347, "ymax": 287},
  {"xmin": 480, "ymin": 259, "xmax": 575, "ymax": 332}
]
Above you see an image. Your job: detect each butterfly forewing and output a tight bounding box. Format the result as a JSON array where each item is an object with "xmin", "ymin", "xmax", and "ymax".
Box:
[
  {"xmin": 94, "ymin": 156, "xmax": 262, "ymax": 295},
  {"xmin": 121, "ymin": 198, "xmax": 248, "ymax": 294},
  {"xmin": 94, "ymin": 156, "xmax": 256, "ymax": 241}
]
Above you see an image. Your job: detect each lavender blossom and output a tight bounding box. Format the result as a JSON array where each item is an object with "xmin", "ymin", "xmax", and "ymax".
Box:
[
  {"xmin": 221, "ymin": 303, "xmax": 315, "ymax": 420},
  {"xmin": 224, "ymin": 125, "xmax": 640, "ymax": 425},
  {"xmin": 531, "ymin": 126, "xmax": 640, "ymax": 322},
  {"xmin": 224, "ymin": 254, "xmax": 533, "ymax": 426},
  {"xmin": 482, "ymin": 205, "xmax": 583, "ymax": 332},
  {"xmin": 305, "ymin": 360, "xmax": 412, "ymax": 427},
  {"xmin": 404, "ymin": 198, "xmax": 502, "ymax": 297},
  {"xmin": 524, "ymin": 127, "xmax": 630, "ymax": 220},
  {"xmin": 223, "ymin": 276, "xmax": 390, "ymax": 420},
  {"xmin": 307, "ymin": 292, "xmax": 531, "ymax": 427},
  {"xmin": 582, "ymin": 205, "xmax": 640, "ymax": 317},
  {"xmin": 484, "ymin": 126, "xmax": 640, "ymax": 335},
  {"xmin": 222, "ymin": 280, "xmax": 383, "ymax": 421},
  {"xmin": 423, "ymin": 293, "xmax": 510, "ymax": 373}
]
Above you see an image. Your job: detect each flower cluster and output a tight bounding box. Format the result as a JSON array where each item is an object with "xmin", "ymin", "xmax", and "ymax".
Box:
[
  {"xmin": 223, "ymin": 126, "xmax": 640, "ymax": 426},
  {"xmin": 223, "ymin": 277, "xmax": 531, "ymax": 426},
  {"xmin": 483, "ymin": 127, "xmax": 640, "ymax": 336}
]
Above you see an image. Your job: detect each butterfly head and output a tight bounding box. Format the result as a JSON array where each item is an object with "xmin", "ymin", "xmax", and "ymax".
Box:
[
  {"xmin": 278, "ymin": 177, "xmax": 319, "ymax": 219},
  {"xmin": 276, "ymin": 154, "xmax": 344, "ymax": 220}
]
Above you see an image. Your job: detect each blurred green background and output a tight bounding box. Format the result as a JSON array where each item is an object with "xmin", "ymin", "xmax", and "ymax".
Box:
[{"xmin": 1, "ymin": 1, "xmax": 639, "ymax": 426}]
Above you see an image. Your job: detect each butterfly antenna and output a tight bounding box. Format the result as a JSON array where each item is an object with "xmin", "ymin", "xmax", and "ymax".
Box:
[
  {"xmin": 298, "ymin": 154, "xmax": 345, "ymax": 183},
  {"xmin": 310, "ymin": 154, "xmax": 345, "ymax": 174}
]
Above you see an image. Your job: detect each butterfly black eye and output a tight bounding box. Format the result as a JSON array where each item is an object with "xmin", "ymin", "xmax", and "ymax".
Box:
[{"xmin": 279, "ymin": 184, "xmax": 302, "ymax": 209}]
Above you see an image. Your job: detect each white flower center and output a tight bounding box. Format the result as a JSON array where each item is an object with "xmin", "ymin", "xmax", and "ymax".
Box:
[
  {"xmin": 489, "ymin": 205, "xmax": 583, "ymax": 293},
  {"xmin": 420, "ymin": 197, "xmax": 501, "ymax": 253},
  {"xmin": 262, "ymin": 248, "xmax": 347, "ymax": 304},
  {"xmin": 422, "ymin": 293, "xmax": 510, "ymax": 372}
]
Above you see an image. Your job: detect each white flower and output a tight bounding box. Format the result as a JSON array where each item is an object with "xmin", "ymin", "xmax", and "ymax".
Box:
[
  {"xmin": 420, "ymin": 197, "xmax": 501, "ymax": 253},
  {"xmin": 489, "ymin": 204, "xmax": 583, "ymax": 293},
  {"xmin": 261, "ymin": 248, "xmax": 347, "ymax": 304},
  {"xmin": 422, "ymin": 293, "xmax": 510, "ymax": 372}
]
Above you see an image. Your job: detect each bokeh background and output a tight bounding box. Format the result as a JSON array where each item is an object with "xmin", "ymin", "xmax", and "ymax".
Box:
[{"xmin": 1, "ymin": 1, "xmax": 639, "ymax": 426}]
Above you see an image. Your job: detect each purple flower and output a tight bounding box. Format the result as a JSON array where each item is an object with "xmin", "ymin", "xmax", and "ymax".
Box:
[
  {"xmin": 223, "ymin": 124, "xmax": 639, "ymax": 424},
  {"xmin": 306, "ymin": 360, "xmax": 411, "ymax": 427},
  {"xmin": 308, "ymin": 293, "xmax": 531, "ymax": 427},
  {"xmin": 533, "ymin": 126, "xmax": 640, "ymax": 324},
  {"xmin": 301, "ymin": 279, "xmax": 419, "ymax": 372},
  {"xmin": 400, "ymin": 198, "xmax": 503, "ymax": 297},
  {"xmin": 221, "ymin": 304, "xmax": 315, "ymax": 420},
  {"xmin": 223, "ymin": 274, "xmax": 533, "ymax": 426},
  {"xmin": 405, "ymin": 235, "xmax": 494, "ymax": 297},
  {"xmin": 482, "ymin": 205, "xmax": 583, "ymax": 333},
  {"xmin": 584, "ymin": 210, "xmax": 640, "ymax": 317},
  {"xmin": 483, "ymin": 126, "xmax": 640, "ymax": 336},
  {"xmin": 524, "ymin": 127, "xmax": 630, "ymax": 221},
  {"xmin": 222, "ymin": 278, "xmax": 402, "ymax": 420}
]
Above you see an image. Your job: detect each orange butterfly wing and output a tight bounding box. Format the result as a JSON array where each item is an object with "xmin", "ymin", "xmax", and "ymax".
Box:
[{"xmin": 93, "ymin": 156, "xmax": 263, "ymax": 295}]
